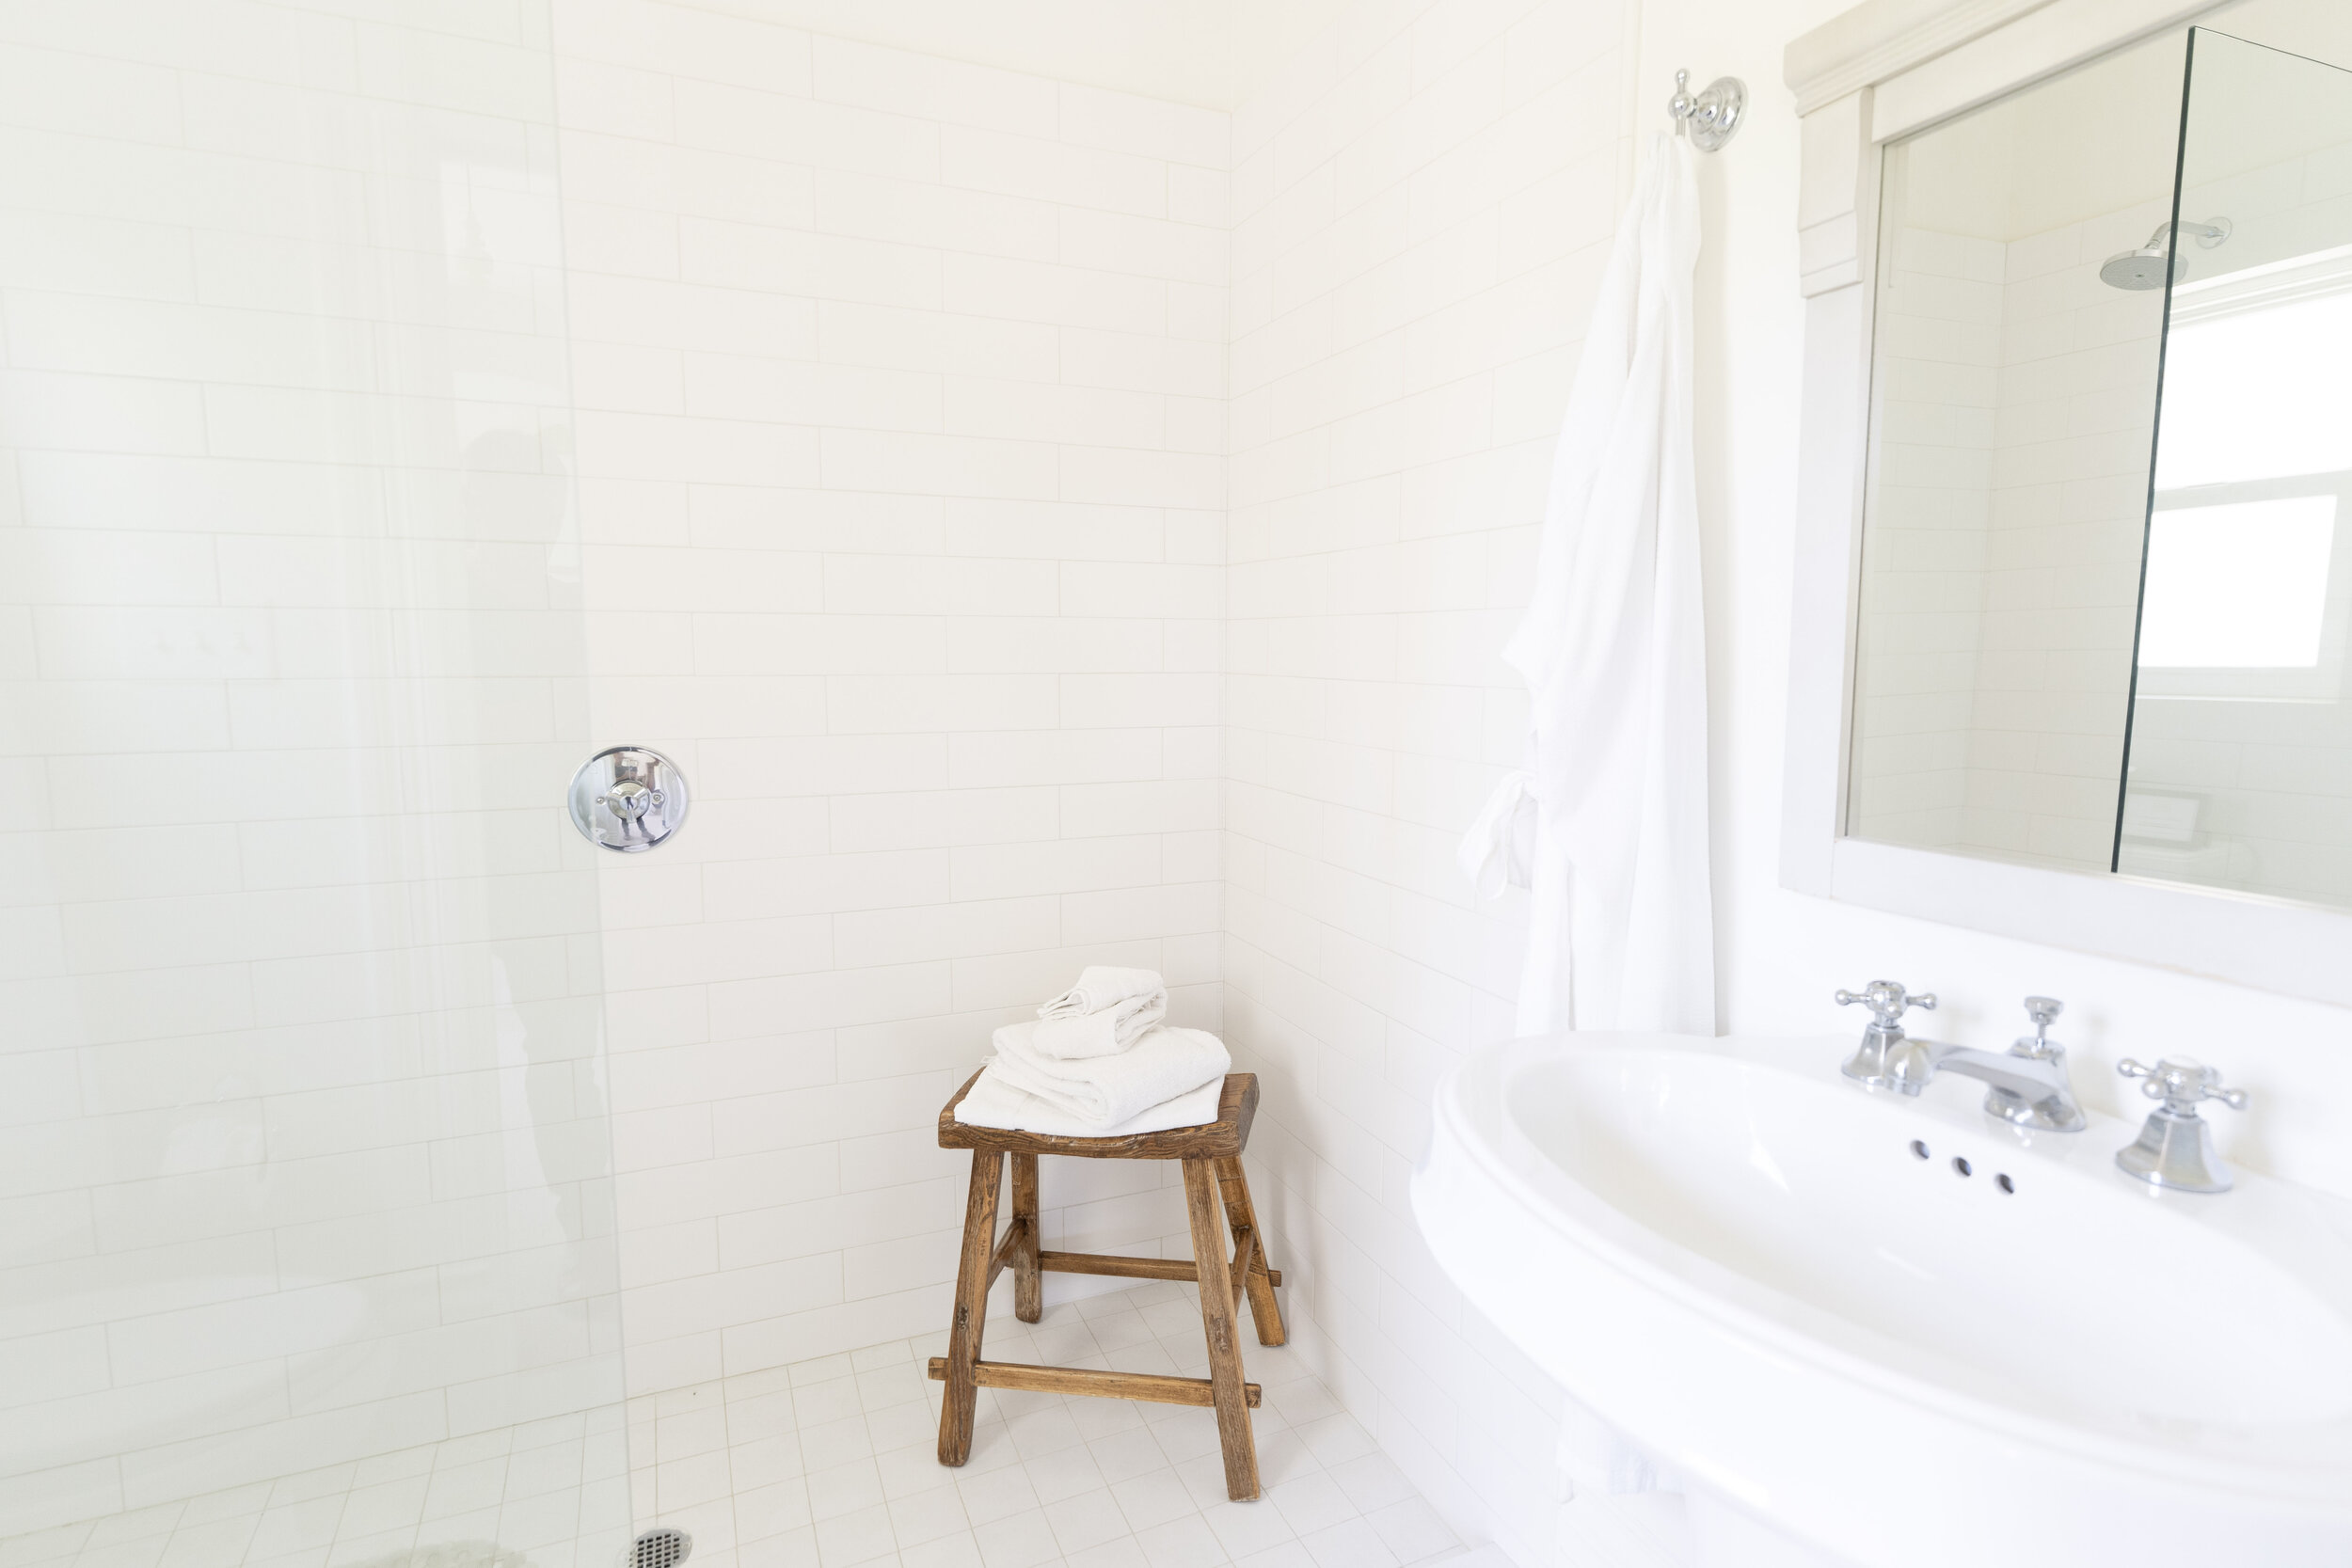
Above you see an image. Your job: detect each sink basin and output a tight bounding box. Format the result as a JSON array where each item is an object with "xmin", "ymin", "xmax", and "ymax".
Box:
[{"xmin": 1412, "ymin": 1034, "xmax": 2352, "ymax": 1568}]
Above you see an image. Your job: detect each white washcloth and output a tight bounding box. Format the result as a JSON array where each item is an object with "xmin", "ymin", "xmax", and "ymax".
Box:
[
  {"xmin": 1038, "ymin": 966, "xmax": 1165, "ymax": 1021},
  {"xmin": 988, "ymin": 1021, "xmax": 1229, "ymax": 1129},
  {"xmin": 955, "ymin": 1064, "xmax": 1224, "ymax": 1138},
  {"xmin": 1030, "ymin": 990, "xmax": 1167, "ymax": 1059}
]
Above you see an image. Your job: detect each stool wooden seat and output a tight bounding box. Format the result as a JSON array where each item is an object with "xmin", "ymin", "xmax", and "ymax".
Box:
[{"xmin": 930, "ymin": 1069, "xmax": 1287, "ymax": 1500}]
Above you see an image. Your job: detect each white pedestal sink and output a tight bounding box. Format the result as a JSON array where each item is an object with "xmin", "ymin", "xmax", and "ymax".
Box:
[{"xmin": 1411, "ymin": 1034, "xmax": 2352, "ymax": 1568}]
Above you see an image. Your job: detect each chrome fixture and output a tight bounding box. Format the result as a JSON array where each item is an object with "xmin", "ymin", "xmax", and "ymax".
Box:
[
  {"xmin": 568, "ymin": 745, "xmax": 690, "ymax": 852},
  {"xmin": 2116, "ymin": 1056, "xmax": 2248, "ymax": 1193},
  {"xmin": 2099, "ymin": 215, "xmax": 2232, "ymax": 289},
  {"xmin": 1985, "ymin": 995, "xmax": 2084, "ymax": 1130},
  {"xmin": 1836, "ymin": 983, "xmax": 2087, "ymax": 1132},
  {"xmin": 1668, "ymin": 69, "xmax": 1745, "ymax": 151},
  {"xmin": 1835, "ymin": 978, "xmax": 1936, "ymax": 1085}
]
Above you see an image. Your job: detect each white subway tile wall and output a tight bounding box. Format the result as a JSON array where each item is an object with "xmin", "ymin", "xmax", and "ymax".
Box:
[
  {"xmin": 0, "ymin": 0, "xmax": 628, "ymax": 1550},
  {"xmin": 1851, "ymin": 199, "xmax": 2170, "ymax": 871},
  {"xmin": 1849, "ymin": 224, "xmax": 2003, "ymax": 851},
  {"xmin": 1221, "ymin": 2, "xmax": 1634, "ymax": 1562},
  {"xmin": 549, "ymin": 0, "xmax": 1237, "ymax": 1398},
  {"xmin": 1968, "ymin": 198, "xmax": 2167, "ymax": 866}
]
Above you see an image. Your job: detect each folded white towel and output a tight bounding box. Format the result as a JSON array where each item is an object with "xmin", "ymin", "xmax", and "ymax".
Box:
[
  {"xmin": 988, "ymin": 1021, "xmax": 1230, "ymax": 1129},
  {"xmin": 1038, "ymin": 965, "xmax": 1166, "ymax": 1021},
  {"xmin": 1030, "ymin": 989, "xmax": 1166, "ymax": 1059},
  {"xmin": 955, "ymin": 1064, "xmax": 1224, "ymax": 1138}
]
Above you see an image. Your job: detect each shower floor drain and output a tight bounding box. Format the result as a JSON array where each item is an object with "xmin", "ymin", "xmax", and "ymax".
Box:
[{"xmin": 627, "ymin": 1529, "xmax": 692, "ymax": 1568}]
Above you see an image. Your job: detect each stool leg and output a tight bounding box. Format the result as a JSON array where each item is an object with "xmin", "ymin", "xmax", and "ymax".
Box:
[
  {"xmin": 1009, "ymin": 1152, "xmax": 1042, "ymax": 1323},
  {"xmin": 1182, "ymin": 1156, "xmax": 1261, "ymax": 1501},
  {"xmin": 1215, "ymin": 1155, "xmax": 1286, "ymax": 1347},
  {"xmin": 938, "ymin": 1148, "xmax": 1003, "ymax": 1466}
]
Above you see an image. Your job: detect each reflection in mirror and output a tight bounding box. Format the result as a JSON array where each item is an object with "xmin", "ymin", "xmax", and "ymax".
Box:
[
  {"xmin": 2119, "ymin": 27, "xmax": 2352, "ymax": 908},
  {"xmin": 1847, "ymin": 1, "xmax": 2352, "ymax": 911},
  {"xmin": 1850, "ymin": 27, "xmax": 2184, "ymax": 872}
]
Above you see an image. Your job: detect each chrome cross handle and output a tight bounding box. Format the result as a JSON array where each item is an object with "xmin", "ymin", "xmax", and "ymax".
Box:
[
  {"xmin": 2118, "ymin": 1056, "xmax": 2249, "ymax": 1116},
  {"xmin": 1836, "ymin": 981, "xmax": 1938, "ymax": 1093},
  {"xmin": 1836, "ymin": 980, "xmax": 1936, "ymax": 1029},
  {"xmin": 2116, "ymin": 1057, "xmax": 2247, "ymax": 1194}
]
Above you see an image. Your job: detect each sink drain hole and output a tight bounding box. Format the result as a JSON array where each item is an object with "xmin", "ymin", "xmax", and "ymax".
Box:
[
  {"xmin": 1995, "ymin": 1173, "xmax": 2015, "ymax": 1194},
  {"xmin": 1909, "ymin": 1140, "xmax": 1930, "ymax": 1160},
  {"xmin": 1951, "ymin": 1156, "xmax": 1973, "ymax": 1178}
]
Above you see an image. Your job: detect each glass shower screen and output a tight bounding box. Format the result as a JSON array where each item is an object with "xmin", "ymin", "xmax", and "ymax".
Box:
[
  {"xmin": 2118, "ymin": 26, "xmax": 2352, "ymax": 908},
  {"xmin": 0, "ymin": 6, "xmax": 628, "ymax": 1563}
]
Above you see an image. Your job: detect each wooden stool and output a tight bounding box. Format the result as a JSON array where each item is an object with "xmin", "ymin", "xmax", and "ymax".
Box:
[{"xmin": 930, "ymin": 1070, "xmax": 1287, "ymax": 1500}]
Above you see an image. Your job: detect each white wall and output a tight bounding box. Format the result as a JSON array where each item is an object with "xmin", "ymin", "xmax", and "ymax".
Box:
[
  {"xmin": 1218, "ymin": 0, "xmax": 1638, "ymax": 1560},
  {"xmin": 1221, "ymin": 1, "xmax": 2352, "ymax": 1565},
  {"xmin": 624, "ymin": 0, "xmax": 1244, "ymax": 111},
  {"xmin": 548, "ymin": 0, "xmax": 1238, "ymax": 1397},
  {"xmin": 1848, "ymin": 220, "xmax": 1999, "ymax": 852}
]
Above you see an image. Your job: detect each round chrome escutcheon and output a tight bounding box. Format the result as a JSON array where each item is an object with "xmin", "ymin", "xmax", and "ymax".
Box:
[{"xmin": 568, "ymin": 745, "xmax": 689, "ymax": 852}]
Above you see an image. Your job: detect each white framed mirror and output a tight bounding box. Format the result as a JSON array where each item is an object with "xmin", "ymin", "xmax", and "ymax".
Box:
[{"xmin": 1783, "ymin": 0, "xmax": 2352, "ymax": 1006}]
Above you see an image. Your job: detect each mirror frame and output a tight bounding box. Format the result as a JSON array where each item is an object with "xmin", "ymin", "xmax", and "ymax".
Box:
[{"xmin": 1781, "ymin": 0, "xmax": 2352, "ymax": 1008}]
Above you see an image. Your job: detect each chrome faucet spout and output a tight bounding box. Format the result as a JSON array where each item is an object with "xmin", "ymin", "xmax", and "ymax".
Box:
[
  {"xmin": 1915, "ymin": 1039, "xmax": 2087, "ymax": 1132},
  {"xmin": 1832, "ymin": 988, "xmax": 2087, "ymax": 1133}
]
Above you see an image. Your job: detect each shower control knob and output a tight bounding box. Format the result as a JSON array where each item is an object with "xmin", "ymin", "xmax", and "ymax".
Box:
[
  {"xmin": 570, "ymin": 746, "xmax": 689, "ymax": 852},
  {"xmin": 596, "ymin": 781, "xmax": 665, "ymax": 820}
]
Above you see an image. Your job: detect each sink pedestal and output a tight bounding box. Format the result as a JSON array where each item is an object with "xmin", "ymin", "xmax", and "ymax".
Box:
[
  {"xmin": 1686, "ymin": 1494, "xmax": 1851, "ymax": 1568},
  {"xmin": 1557, "ymin": 1486, "xmax": 1846, "ymax": 1568}
]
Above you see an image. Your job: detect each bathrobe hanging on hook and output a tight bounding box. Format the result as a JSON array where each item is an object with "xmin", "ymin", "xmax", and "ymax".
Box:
[{"xmin": 1458, "ymin": 132, "xmax": 1715, "ymax": 1037}]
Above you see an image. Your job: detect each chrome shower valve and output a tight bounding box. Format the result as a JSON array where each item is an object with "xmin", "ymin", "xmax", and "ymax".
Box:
[{"xmin": 569, "ymin": 746, "xmax": 690, "ymax": 852}]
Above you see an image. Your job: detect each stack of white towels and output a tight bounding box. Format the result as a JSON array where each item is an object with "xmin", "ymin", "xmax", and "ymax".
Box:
[{"xmin": 955, "ymin": 966, "xmax": 1232, "ymax": 1136}]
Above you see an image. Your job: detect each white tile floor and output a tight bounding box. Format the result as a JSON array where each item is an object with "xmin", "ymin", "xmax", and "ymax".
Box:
[
  {"xmin": 630, "ymin": 1280, "xmax": 1460, "ymax": 1568},
  {"xmin": 5, "ymin": 1281, "xmax": 1460, "ymax": 1568},
  {"xmin": 0, "ymin": 1412, "xmax": 632, "ymax": 1568}
]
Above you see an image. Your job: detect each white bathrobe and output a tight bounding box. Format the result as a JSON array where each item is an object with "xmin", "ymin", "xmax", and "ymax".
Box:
[{"xmin": 1463, "ymin": 134, "xmax": 1716, "ymax": 1037}]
